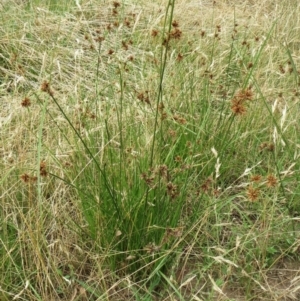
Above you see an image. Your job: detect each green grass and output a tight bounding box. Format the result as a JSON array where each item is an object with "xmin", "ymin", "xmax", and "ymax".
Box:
[{"xmin": 1, "ymin": 0, "xmax": 300, "ymax": 300}]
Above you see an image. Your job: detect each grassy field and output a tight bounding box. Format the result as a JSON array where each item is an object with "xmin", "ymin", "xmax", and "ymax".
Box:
[{"xmin": 1, "ymin": 0, "xmax": 300, "ymax": 300}]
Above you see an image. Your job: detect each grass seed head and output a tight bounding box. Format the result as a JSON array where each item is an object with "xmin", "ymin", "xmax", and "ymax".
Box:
[
  {"xmin": 266, "ymin": 174, "xmax": 277, "ymax": 187},
  {"xmin": 20, "ymin": 173, "xmax": 31, "ymax": 183},
  {"xmin": 231, "ymin": 99, "xmax": 246, "ymax": 115},
  {"xmin": 247, "ymin": 185, "xmax": 260, "ymax": 202},
  {"xmin": 172, "ymin": 20, "xmax": 179, "ymax": 28},
  {"xmin": 113, "ymin": 1, "xmax": 120, "ymax": 8},
  {"xmin": 21, "ymin": 97, "xmax": 31, "ymax": 107},
  {"xmin": 151, "ymin": 29, "xmax": 159, "ymax": 37},
  {"xmin": 41, "ymin": 81, "xmax": 54, "ymax": 96},
  {"xmin": 251, "ymin": 174, "xmax": 262, "ymax": 182},
  {"xmin": 40, "ymin": 160, "xmax": 48, "ymax": 177},
  {"xmin": 176, "ymin": 53, "xmax": 183, "ymax": 62}
]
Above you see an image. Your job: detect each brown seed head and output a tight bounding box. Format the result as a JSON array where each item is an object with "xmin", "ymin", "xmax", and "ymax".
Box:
[
  {"xmin": 173, "ymin": 114, "xmax": 187, "ymax": 124},
  {"xmin": 21, "ymin": 173, "xmax": 31, "ymax": 183},
  {"xmin": 176, "ymin": 53, "xmax": 183, "ymax": 62},
  {"xmin": 141, "ymin": 172, "xmax": 154, "ymax": 187},
  {"xmin": 201, "ymin": 178, "xmax": 212, "ymax": 194},
  {"xmin": 158, "ymin": 164, "xmax": 169, "ymax": 181},
  {"xmin": 247, "ymin": 185, "xmax": 260, "ymax": 202},
  {"xmin": 168, "ymin": 129, "xmax": 176, "ymax": 137},
  {"xmin": 41, "ymin": 81, "xmax": 50, "ymax": 92},
  {"xmin": 174, "ymin": 156, "xmax": 182, "ymax": 163},
  {"xmin": 266, "ymin": 174, "xmax": 277, "ymax": 187},
  {"xmin": 95, "ymin": 35, "xmax": 104, "ymax": 43},
  {"xmin": 122, "ymin": 41, "xmax": 128, "ymax": 50},
  {"xmin": 169, "ymin": 28, "xmax": 182, "ymax": 40},
  {"xmin": 127, "ymin": 55, "xmax": 134, "ymax": 62},
  {"xmin": 248, "ymin": 62, "xmax": 254, "ymax": 69},
  {"xmin": 251, "ymin": 174, "xmax": 262, "ymax": 182},
  {"xmin": 151, "ymin": 29, "xmax": 159, "ymax": 37},
  {"xmin": 172, "ymin": 20, "xmax": 179, "ymax": 28},
  {"xmin": 231, "ymin": 99, "xmax": 246, "ymax": 115},
  {"xmin": 21, "ymin": 97, "xmax": 31, "ymax": 107},
  {"xmin": 279, "ymin": 64, "xmax": 286, "ymax": 74},
  {"xmin": 166, "ymin": 182, "xmax": 178, "ymax": 199},
  {"xmin": 40, "ymin": 160, "xmax": 48, "ymax": 177},
  {"xmin": 113, "ymin": 1, "xmax": 120, "ymax": 8},
  {"xmin": 124, "ymin": 18, "xmax": 131, "ymax": 28},
  {"xmin": 41, "ymin": 81, "xmax": 54, "ymax": 96},
  {"xmin": 267, "ymin": 143, "xmax": 275, "ymax": 152},
  {"xmin": 235, "ymin": 88, "xmax": 254, "ymax": 102}
]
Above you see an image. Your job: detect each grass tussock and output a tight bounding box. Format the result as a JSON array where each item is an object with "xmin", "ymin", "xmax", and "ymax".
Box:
[{"xmin": 1, "ymin": 0, "xmax": 300, "ymax": 300}]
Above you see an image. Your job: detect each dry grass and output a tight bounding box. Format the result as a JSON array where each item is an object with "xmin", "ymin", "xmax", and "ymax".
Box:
[{"xmin": 1, "ymin": 0, "xmax": 300, "ymax": 300}]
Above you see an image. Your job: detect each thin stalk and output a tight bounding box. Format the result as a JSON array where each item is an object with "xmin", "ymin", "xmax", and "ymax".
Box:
[
  {"xmin": 36, "ymin": 97, "xmax": 47, "ymax": 205},
  {"xmin": 149, "ymin": 0, "xmax": 176, "ymax": 168},
  {"xmin": 36, "ymin": 92, "xmax": 121, "ymax": 220},
  {"xmin": 144, "ymin": 0, "xmax": 176, "ymax": 214}
]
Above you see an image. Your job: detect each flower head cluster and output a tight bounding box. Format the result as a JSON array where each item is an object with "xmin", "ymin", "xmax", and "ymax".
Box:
[{"xmin": 231, "ymin": 88, "xmax": 254, "ymax": 115}]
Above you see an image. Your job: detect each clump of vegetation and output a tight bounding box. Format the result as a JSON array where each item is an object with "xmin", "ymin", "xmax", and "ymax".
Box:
[{"xmin": 1, "ymin": 0, "xmax": 300, "ymax": 300}]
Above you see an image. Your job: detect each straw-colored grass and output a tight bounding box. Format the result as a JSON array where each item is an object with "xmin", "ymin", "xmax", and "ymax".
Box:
[{"xmin": 1, "ymin": 0, "xmax": 300, "ymax": 300}]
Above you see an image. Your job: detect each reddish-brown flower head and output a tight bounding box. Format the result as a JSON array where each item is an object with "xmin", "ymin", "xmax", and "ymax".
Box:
[
  {"xmin": 247, "ymin": 185, "xmax": 260, "ymax": 202},
  {"xmin": 266, "ymin": 174, "xmax": 277, "ymax": 188},
  {"xmin": 21, "ymin": 97, "xmax": 31, "ymax": 107}
]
